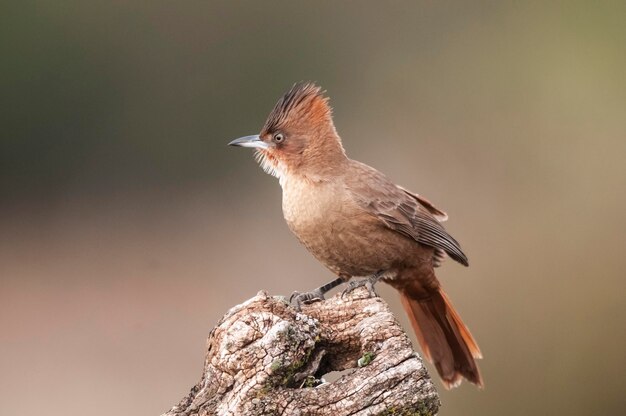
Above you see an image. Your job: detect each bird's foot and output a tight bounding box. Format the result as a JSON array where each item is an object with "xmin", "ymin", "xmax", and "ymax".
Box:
[
  {"xmin": 341, "ymin": 279, "xmax": 377, "ymax": 299},
  {"xmin": 341, "ymin": 271, "xmax": 384, "ymax": 299},
  {"xmin": 289, "ymin": 288, "xmax": 325, "ymax": 311},
  {"xmin": 288, "ymin": 277, "xmax": 346, "ymax": 311}
]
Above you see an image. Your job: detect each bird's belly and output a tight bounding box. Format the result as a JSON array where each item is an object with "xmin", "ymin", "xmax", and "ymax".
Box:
[
  {"xmin": 285, "ymin": 204, "xmax": 404, "ymax": 277},
  {"xmin": 282, "ymin": 178, "xmax": 416, "ymax": 277},
  {"xmin": 311, "ymin": 222, "xmax": 396, "ymax": 276}
]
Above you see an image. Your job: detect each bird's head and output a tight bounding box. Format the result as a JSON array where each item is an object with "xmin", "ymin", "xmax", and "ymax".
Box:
[{"xmin": 229, "ymin": 82, "xmax": 346, "ymax": 180}]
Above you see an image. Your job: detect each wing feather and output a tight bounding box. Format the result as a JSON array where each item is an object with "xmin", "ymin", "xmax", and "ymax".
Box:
[{"xmin": 348, "ymin": 161, "xmax": 469, "ymax": 267}]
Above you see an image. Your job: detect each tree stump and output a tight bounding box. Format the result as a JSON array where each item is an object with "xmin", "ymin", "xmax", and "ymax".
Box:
[{"xmin": 162, "ymin": 287, "xmax": 440, "ymax": 415}]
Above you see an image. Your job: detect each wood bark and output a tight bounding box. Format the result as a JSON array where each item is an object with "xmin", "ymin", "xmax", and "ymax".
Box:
[{"xmin": 162, "ymin": 288, "xmax": 440, "ymax": 416}]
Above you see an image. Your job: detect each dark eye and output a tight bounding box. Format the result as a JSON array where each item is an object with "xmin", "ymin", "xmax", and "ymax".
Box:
[{"xmin": 273, "ymin": 133, "xmax": 285, "ymax": 143}]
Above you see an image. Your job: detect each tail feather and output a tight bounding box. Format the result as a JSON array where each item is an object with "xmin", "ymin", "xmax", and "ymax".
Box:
[
  {"xmin": 439, "ymin": 289, "xmax": 482, "ymax": 360},
  {"xmin": 400, "ymin": 289, "xmax": 483, "ymax": 389}
]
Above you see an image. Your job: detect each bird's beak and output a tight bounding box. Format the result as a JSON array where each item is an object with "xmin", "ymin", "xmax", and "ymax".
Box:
[{"xmin": 227, "ymin": 135, "xmax": 269, "ymax": 149}]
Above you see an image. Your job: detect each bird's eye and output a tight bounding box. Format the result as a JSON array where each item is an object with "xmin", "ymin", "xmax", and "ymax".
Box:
[{"xmin": 273, "ymin": 133, "xmax": 285, "ymax": 143}]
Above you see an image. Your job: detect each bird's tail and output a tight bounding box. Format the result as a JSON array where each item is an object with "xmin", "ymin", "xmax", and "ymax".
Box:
[{"xmin": 399, "ymin": 288, "xmax": 483, "ymax": 389}]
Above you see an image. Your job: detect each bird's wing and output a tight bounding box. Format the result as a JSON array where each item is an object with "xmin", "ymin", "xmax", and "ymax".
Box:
[
  {"xmin": 396, "ymin": 186, "xmax": 448, "ymax": 222},
  {"xmin": 347, "ymin": 161, "xmax": 469, "ymax": 266},
  {"xmin": 396, "ymin": 187, "xmax": 449, "ymax": 267}
]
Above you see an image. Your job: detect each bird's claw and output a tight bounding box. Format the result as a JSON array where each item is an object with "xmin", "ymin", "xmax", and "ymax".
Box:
[
  {"xmin": 289, "ymin": 289, "xmax": 325, "ymax": 311},
  {"xmin": 341, "ymin": 272, "xmax": 383, "ymax": 299},
  {"xmin": 341, "ymin": 278, "xmax": 378, "ymax": 299}
]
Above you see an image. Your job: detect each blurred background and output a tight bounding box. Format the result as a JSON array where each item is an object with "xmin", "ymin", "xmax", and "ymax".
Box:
[{"xmin": 1, "ymin": 1, "xmax": 625, "ymax": 415}]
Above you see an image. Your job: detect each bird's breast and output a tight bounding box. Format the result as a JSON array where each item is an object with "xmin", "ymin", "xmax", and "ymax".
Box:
[
  {"xmin": 281, "ymin": 178, "xmax": 341, "ymax": 238},
  {"xmin": 280, "ymin": 177, "xmax": 402, "ymax": 277}
]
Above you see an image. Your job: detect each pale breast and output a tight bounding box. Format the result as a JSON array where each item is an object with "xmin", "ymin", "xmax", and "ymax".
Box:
[
  {"xmin": 281, "ymin": 177, "xmax": 409, "ymax": 277},
  {"xmin": 281, "ymin": 177, "xmax": 342, "ymax": 247}
]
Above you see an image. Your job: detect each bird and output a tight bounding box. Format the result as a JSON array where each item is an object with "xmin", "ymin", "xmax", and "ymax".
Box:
[{"xmin": 228, "ymin": 82, "xmax": 482, "ymax": 389}]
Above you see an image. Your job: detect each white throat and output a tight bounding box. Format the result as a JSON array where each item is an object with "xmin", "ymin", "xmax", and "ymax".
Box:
[{"xmin": 254, "ymin": 150, "xmax": 286, "ymax": 187}]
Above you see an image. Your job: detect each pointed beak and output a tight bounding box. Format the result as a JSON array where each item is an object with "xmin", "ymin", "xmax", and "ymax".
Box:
[{"xmin": 227, "ymin": 135, "xmax": 269, "ymax": 149}]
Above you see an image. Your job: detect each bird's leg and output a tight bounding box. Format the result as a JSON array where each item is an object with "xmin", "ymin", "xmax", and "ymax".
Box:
[
  {"xmin": 289, "ymin": 277, "xmax": 346, "ymax": 310},
  {"xmin": 341, "ymin": 270, "xmax": 385, "ymax": 299}
]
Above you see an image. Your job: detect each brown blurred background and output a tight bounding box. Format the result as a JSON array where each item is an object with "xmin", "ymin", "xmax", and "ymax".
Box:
[{"xmin": 1, "ymin": 1, "xmax": 625, "ymax": 415}]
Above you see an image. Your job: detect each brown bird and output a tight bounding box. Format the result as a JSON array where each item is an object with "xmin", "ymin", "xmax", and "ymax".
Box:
[{"xmin": 228, "ymin": 82, "xmax": 483, "ymax": 389}]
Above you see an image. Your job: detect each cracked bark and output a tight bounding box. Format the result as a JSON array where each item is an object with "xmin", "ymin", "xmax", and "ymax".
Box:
[{"xmin": 162, "ymin": 288, "xmax": 440, "ymax": 416}]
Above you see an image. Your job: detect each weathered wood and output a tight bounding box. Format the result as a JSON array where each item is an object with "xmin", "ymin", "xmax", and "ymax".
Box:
[{"xmin": 162, "ymin": 288, "xmax": 440, "ymax": 415}]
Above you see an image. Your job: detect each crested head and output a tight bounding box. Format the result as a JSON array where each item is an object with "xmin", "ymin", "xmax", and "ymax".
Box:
[
  {"xmin": 252, "ymin": 82, "xmax": 347, "ymax": 180},
  {"xmin": 261, "ymin": 82, "xmax": 332, "ymax": 136}
]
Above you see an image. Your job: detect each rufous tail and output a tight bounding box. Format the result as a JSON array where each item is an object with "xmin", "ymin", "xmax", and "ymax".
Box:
[{"xmin": 400, "ymin": 288, "xmax": 483, "ymax": 389}]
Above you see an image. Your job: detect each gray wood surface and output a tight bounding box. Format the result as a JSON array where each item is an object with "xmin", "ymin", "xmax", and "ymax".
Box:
[{"xmin": 162, "ymin": 288, "xmax": 440, "ymax": 415}]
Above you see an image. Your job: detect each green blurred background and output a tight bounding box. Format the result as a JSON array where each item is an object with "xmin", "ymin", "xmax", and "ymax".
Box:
[{"xmin": 1, "ymin": 1, "xmax": 625, "ymax": 415}]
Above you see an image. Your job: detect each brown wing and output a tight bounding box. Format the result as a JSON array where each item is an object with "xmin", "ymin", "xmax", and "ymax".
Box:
[
  {"xmin": 347, "ymin": 161, "xmax": 469, "ymax": 267},
  {"xmin": 397, "ymin": 186, "xmax": 448, "ymax": 222},
  {"xmin": 397, "ymin": 187, "xmax": 449, "ymax": 267}
]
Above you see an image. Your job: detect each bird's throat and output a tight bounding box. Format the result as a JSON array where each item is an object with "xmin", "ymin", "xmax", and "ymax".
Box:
[{"xmin": 254, "ymin": 150, "xmax": 284, "ymax": 179}]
